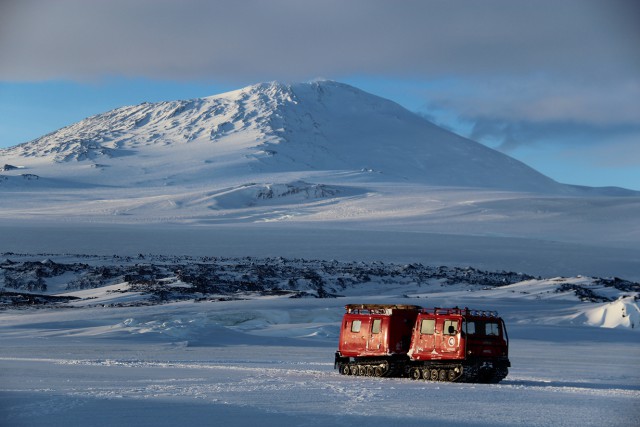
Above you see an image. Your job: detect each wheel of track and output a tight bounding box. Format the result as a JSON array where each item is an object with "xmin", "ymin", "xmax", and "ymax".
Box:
[
  {"xmin": 439, "ymin": 370, "xmax": 447, "ymax": 382},
  {"xmin": 447, "ymin": 369, "xmax": 457, "ymax": 382},
  {"xmin": 365, "ymin": 365, "xmax": 374, "ymax": 376},
  {"xmin": 421, "ymin": 368, "xmax": 430, "ymax": 380},
  {"xmin": 350, "ymin": 365, "xmax": 358, "ymax": 375},
  {"xmin": 430, "ymin": 369, "xmax": 439, "ymax": 381},
  {"xmin": 410, "ymin": 368, "xmax": 422, "ymax": 380},
  {"xmin": 358, "ymin": 365, "xmax": 366, "ymax": 376},
  {"xmin": 374, "ymin": 366, "xmax": 384, "ymax": 377},
  {"xmin": 340, "ymin": 364, "xmax": 350, "ymax": 376}
]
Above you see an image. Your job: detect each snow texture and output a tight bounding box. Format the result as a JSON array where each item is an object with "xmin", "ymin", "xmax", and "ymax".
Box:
[
  {"xmin": 1, "ymin": 81, "xmax": 639, "ymax": 426},
  {"xmin": 1, "ymin": 253, "xmax": 639, "ymax": 427}
]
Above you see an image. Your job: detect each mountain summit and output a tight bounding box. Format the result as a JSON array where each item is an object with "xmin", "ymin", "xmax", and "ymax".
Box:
[
  {"xmin": 2, "ymin": 80, "xmax": 564, "ymax": 192},
  {"xmin": 1, "ymin": 81, "xmax": 638, "ymax": 246}
]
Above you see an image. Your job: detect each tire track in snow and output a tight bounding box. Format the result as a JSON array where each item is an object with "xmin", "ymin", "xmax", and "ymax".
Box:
[{"xmin": 3, "ymin": 356, "xmax": 637, "ymax": 400}]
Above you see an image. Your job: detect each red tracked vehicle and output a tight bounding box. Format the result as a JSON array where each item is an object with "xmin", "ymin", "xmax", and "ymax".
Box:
[{"xmin": 334, "ymin": 304, "xmax": 510, "ymax": 383}]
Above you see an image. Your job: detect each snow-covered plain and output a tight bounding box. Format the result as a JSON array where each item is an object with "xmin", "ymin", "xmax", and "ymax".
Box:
[
  {"xmin": 1, "ymin": 260, "xmax": 639, "ymax": 427},
  {"xmin": 1, "ymin": 81, "xmax": 639, "ymax": 426}
]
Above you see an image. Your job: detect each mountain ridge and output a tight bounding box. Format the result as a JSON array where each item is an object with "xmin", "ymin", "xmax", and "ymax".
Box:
[{"xmin": 0, "ymin": 80, "xmax": 636, "ymax": 196}]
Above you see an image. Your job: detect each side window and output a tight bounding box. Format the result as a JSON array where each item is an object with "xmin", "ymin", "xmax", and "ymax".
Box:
[
  {"xmin": 486, "ymin": 322, "xmax": 499, "ymax": 336},
  {"xmin": 420, "ymin": 319, "xmax": 435, "ymax": 335},
  {"xmin": 444, "ymin": 320, "xmax": 459, "ymax": 335},
  {"xmin": 351, "ymin": 320, "xmax": 361, "ymax": 333},
  {"xmin": 466, "ymin": 321, "xmax": 476, "ymax": 335},
  {"xmin": 372, "ymin": 318, "xmax": 381, "ymax": 334}
]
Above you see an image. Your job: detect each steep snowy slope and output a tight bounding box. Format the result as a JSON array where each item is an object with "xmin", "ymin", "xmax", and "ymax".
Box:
[
  {"xmin": 1, "ymin": 81, "xmax": 568, "ymax": 192},
  {"xmin": 1, "ymin": 81, "xmax": 638, "ymax": 256}
]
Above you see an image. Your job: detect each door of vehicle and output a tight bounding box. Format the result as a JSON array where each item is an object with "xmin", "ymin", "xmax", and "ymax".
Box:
[
  {"xmin": 411, "ymin": 315, "xmax": 437, "ymax": 359},
  {"xmin": 441, "ymin": 317, "xmax": 461, "ymax": 356},
  {"xmin": 366, "ymin": 316, "xmax": 385, "ymax": 354},
  {"xmin": 341, "ymin": 315, "xmax": 371, "ymax": 356}
]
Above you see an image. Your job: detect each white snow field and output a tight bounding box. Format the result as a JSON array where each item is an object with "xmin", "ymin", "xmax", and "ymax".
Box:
[
  {"xmin": 1, "ymin": 273, "xmax": 639, "ymax": 427},
  {"xmin": 1, "ymin": 81, "xmax": 639, "ymax": 426}
]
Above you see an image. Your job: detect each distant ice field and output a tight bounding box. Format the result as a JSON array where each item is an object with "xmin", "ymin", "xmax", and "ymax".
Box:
[{"xmin": 2, "ymin": 222, "xmax": 639, "ymax": 281}]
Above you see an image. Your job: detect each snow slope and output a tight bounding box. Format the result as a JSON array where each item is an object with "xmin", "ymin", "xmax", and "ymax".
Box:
[
  {"xmin": 0, "ymin": 81, "xmax": 638, "ymax": 280},
  {"xmin": 3, "ymin": 80, "xmax": 638, "ymax": 196},
  {"xmin": 1, "ymin": 81, "xmax": 569, "ymax": 191},
  {"xmin": 1, "ymin": 255, "xmax": 639, "ymax": 426}
]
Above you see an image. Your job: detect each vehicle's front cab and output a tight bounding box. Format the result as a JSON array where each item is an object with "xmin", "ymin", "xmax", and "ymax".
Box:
[
  {"xmin": 408, "ymin": 307, "xmax": 510, "ymax": 382},
  {"xmin": 462, "ymin": 310, "xmax": 509, "ymax": 364}
]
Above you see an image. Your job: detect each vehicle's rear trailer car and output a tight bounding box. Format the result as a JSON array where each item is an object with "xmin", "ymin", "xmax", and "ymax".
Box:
[{"xmin": 334, "ymin": 304, "xmax": 421, "ymax": 377}]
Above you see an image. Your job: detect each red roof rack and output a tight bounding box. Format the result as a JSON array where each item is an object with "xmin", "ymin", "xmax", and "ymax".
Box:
[
  {"xmin": 345, "ymin": 304, "xmax": 422, "ymax": 314},
  {"xmin": 420, "ymin": 307, "xmax": 499, "ymax": 317}
]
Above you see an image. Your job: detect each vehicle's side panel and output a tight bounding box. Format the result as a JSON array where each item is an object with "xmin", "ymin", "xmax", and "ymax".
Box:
[
  {"xmin": 409, "ymin": 314, "xmax": 464, "ymax": 361},
  {"xmin": 339, "ymin": 314, "xmax": 372, "ymax": 357}
]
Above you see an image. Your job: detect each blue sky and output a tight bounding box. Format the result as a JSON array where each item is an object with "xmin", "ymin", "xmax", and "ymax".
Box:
[{"xmin": 1, "ymin": 0, "xmax": 638, "ymax": 190}]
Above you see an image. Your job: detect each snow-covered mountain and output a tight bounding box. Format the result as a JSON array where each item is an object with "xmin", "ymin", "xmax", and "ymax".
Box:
[
  {"xmin": 0, "ymin": 80, "xmax": 585, "ymax": 192},
  {"xmin": 1, "ymin": 81, "xmax": 639, "ymax": 269}
]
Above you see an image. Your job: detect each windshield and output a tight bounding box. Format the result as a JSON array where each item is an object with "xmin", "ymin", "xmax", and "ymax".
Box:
[{"xmin": 464, "ymin": 320, "xmax": 501, "ymax": 337}]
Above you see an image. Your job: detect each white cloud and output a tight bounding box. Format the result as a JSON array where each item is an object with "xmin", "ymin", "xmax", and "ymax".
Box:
[
  {"xmin": 0, "ymin": 0, "xmax": 637, "ymax": 82},
  {"xmin": 422, "ymin": 75, "xmax": 640, "ymax": 129}
]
